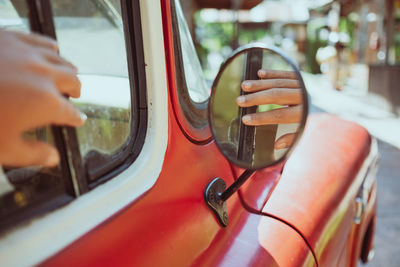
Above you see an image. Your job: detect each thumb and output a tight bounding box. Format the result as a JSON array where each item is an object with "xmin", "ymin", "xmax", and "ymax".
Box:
[
  {"xmin": 274, "ymin": 133, "xmax": 297, "ymax": 150},
  {"xmin": 12, "ymin": 140, "xmax": 60, "ymax": 167}
]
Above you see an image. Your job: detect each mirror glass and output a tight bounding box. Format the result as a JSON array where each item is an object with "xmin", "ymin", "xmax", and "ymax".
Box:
[{"xmin": 209, "ymin": 46, "xmax": 308, "ymax": 169}]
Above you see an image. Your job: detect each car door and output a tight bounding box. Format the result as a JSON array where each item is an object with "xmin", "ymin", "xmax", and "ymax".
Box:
[
  {"xmin": 0, "ymin": 0, "xmax": 317, "ymax": 266},
  {"xmin": 0, "ymin": 0, "xmax": 156, "ymax": 265},
  {"xmin": 46, "ymin": 0, "xmax": 315, "ymax": 266}
]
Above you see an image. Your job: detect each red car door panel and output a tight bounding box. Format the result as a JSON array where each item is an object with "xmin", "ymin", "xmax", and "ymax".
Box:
[
  {"xmin": 194, "ymin": 212, "xmax": 316, "ymax": 267},
  {"xmin": 235, "ymin": 165, "xmax": 282, "ymax": 212},
  {"xmin": 42, "ymin": 101, "xmax": 316, "ymax": 267}
]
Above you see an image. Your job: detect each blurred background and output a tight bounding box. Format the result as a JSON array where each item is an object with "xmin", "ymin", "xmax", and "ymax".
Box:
[{"xmin": 179, "ymin": 0, "xmax": 400, "ymax": 266}]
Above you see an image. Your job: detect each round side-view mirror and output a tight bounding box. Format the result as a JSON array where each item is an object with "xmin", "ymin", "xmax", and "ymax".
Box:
[
  {"xmin": 205, "ymin": 44, "xmax": 308, "ymax": 227},
  {"xmin": 209, "ymin": 44, "xmax": 308, "ymax": 169}
]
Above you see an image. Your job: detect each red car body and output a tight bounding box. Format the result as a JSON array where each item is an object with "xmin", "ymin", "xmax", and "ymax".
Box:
[{"xmin": 37, "ymin": 1, "xmax": 378, "ymax": 266}]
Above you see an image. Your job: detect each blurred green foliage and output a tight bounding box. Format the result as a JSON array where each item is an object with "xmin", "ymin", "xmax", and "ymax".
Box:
[
  {"xmin": 238, "ymin": 28, "xmax": 270, "ymax": 45},
  {"xmin": 194, "ymin": 11, "xmax": 270, "ymax": 81},
  {"xmin": 339, "ymin": 17, "xmax": 356, "ymax": 48}
]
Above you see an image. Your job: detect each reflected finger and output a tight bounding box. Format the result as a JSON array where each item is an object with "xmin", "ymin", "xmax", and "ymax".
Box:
[
  {"xmin": 236, "ymin": 88, "xmax": 302, "ymax": 107},
  {"xmin": 242, "ymin": 79, "xmax": 300, "ymax": 92},
  {"xmin": 274, "ymin": 133, "xmax": 297, "ymax": 149},
  {"xmin": 242, "ymin": 105, "xmax": 303, "ymax": 126},
  {"xmin": 258, "ymin": 69, "xmax": 298, "ymax": 80}
]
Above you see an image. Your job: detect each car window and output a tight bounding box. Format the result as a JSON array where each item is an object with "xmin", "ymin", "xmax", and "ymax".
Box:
[
  {"xmin": 174, "ymin": 0, "xmax": 209, "ymax": 103},
  {"xmin": 0, "ymin": 0, "xmax": 73, "ymax": 230},
  {"xmin": 0, "ymin": 0, "xmax": 28, "ymax": 31},
  {"xmin": 0, "ymin": 0, "xmax": 146, "ymax": 230},
  {"xmin": 171, "ymin": 0, "xmax": 209, "ymax": 133},
  {"xmin": 50, "ymin": 0, "xmax": 132, "ymax": 181}
]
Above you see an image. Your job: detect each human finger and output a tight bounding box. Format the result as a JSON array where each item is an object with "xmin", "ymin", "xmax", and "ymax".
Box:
[
  {"xmin": 258, "ymin": 69, "xmax": 298, "ymax": 80},
  {"xmin": 236, "ymin": 88, "xmax": 302, "ymax": 107},
  {"xmin": 52, "ymin": 65, "xmax": 81, "ymax": 98},
  {"xmin": 242, "ymin": 105, "xmax": 303, "ymax": 126},
  {"xmin": 4, "ymin": 139, "xmax": 60, "ymax": 167},
  {"xmin": 40, "ymin": 49, "xmax": 78, "ymax": 71},
  {"xmin": 51, "ymin": 97, "xmax": 86, "ymax": 127},
  {"xmin": 274, "ymin": 133, "xmax": 297, "ymax": 150},
  {"xmin": 15, "ymin": 31, "xmax": 58, "ymax": 51},
  {"xmin": 32, "ymin": 61, "xmax": 81, "ymax": 98},
  {"xmin": 242, "ymin": 79, "xmax": 300, "ymax": 92}
]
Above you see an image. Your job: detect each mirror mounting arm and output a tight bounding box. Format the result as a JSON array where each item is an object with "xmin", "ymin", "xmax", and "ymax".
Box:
[
  {"xmin": 220, "ymin": 169, "xmax": 254, "ymax": 201},
  {"xmin": 204, "ymin": 169, "xmax": 255, "ymax": 227}
]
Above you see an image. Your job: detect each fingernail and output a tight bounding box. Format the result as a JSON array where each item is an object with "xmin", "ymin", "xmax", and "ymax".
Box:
[
  {"xmin": 70, "ymin": 62, "xmax": 78, "ymax": 72},
  {"xmin": 275, "ymin": 142, "xmax": 287, "ymax": 150},
  {"xmin": 51, "ymin": 40, "xmax": 59, "ymax": 51},
  {"xmin": 242, "ymin": 115, "xmax": 251, "ymax": 124},
  {"xmin": 236, "ymin": 96, "xmax": 245, "ymax": 105},
  {"xmin": 258, "ymin": 70, "xmax": 267, "ymax": 77},
  {"xmin": 45, "ymin": 150, "xmax": 60, "ymax": 167},
  {"xmin": 242, "ymin": 81, "xmax": 252, "ymax": 90}
]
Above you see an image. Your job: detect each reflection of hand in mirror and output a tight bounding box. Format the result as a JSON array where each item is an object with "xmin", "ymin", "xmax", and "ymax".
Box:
[{"xmin": 236, "ymin": 69, "xmax": 302, "ymax": 149}]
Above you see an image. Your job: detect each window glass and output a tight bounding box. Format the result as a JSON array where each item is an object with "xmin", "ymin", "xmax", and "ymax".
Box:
[
  {"xmin": 0, "ymin": 0, "xmax": 28, "ymax": 31},
  {"xmin": 50, "ymin": 1, "xmax": 132, "ymax": 171},
  {"xmin": 0, "ymin": 0, "xmax": 72, "ymax": 230},
  {"xmin": 175, "ymin": 0, "xmax": 210, "ymax": 103}
]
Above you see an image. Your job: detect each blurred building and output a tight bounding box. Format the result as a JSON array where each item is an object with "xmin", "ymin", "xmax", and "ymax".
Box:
[
  {"xmin": 180, "ymin": 0, "xmax": 400, "ymax": 114},
  {"xmin": 180, "ymin": 0, "xmax": 262, "ymax": 36},
  {"xmin": 368, "ymin": 0, "xmax": 400, "ymax": 115}
]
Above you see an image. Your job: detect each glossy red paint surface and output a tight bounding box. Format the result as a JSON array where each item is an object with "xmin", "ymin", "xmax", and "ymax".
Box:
[
  {"xmin": 194, "ymin": 210, "xmax": 316, "ymax": 267},
  {"xmin": 262, "ymin": 114, "xmax": 374, "ymax": 266},
  {"xmin": 236, "ymin": 165, "xmax": 282, "ymax": 212}
]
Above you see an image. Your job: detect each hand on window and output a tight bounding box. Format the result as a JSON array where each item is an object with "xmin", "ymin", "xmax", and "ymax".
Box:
[
  {"xmin": 236, "ymin": 69, "xmax": 303, "ymax": 150},
  {"xmin": 0, "ymin": 29, "xmax": 85, "ymax": 167}
]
